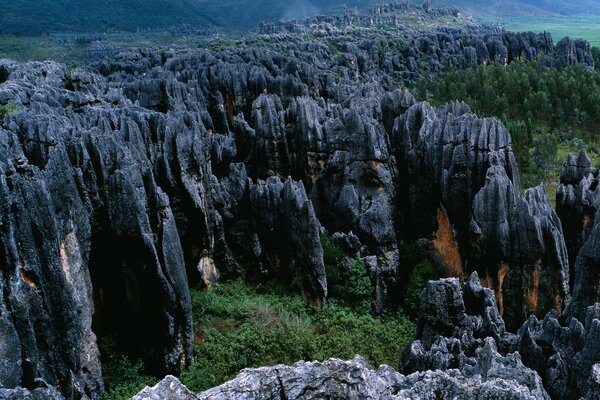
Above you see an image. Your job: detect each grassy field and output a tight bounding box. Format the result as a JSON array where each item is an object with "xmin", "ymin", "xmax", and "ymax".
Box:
[{"xmin": 479, "ymin": 15, "xmax": 600, "ymax": 47}]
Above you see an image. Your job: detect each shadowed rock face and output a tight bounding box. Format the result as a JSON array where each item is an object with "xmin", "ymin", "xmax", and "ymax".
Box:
[
  {"xmin": 0, "ymin": 54, "xmax": 573, "ymax": 397},
  {"xmin": 0, "ymin": 60, "xmax": 326, "ymax": 398},
  {"xmin": 556, "ymin": 150, "xmax": 600, "ymax": 324},
  {"xmin": 556, "ymin": 150, "xmax": 600, "ymax": 281}
]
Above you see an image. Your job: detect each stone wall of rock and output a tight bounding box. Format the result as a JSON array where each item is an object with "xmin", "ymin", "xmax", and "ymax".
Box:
[
  {"xmin": 394, "ymin": 102, "xmax": 569, "ymax": 330},
  {"xmin": 556, "ymin": 150, "xmax": 600, "ymax": 281},
  {"xmin": 0, "ymin": 2, "xmax": 597, "ymax": 398},
  {"xmin": 0, "ymin": 59, "xmax": 327, "ymax": 398},
  {"xmin": 400, "ymin": 274, "xmax": 600, "ymax": 400}
]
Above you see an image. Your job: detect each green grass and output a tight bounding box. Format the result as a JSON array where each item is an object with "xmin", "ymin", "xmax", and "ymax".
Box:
[
  {"xmin": 102, "ymin": 258, "xmax": 419, "ymax": 398},
  {"xmin": 179, "ymin": 282, "xmax": 416, "ymax": 392},
  {"xmin": 99, "ymin": 336, "xmax": 156, "ymax": 400},
  {"xmin": 478, "ymin": 15, "xmax": 600, "ymax": 47}
]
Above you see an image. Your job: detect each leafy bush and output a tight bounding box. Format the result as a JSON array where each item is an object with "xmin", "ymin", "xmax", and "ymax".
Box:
[
  {"xmin": 99, "ymin": 336, "xmax": 156, "ymax": 400},
  {"xmin": 320, "ymin": 234, "xmax": 373, "ymax": 313},
  {"xmin": 103, "ymin": 237, "xmax": 418, "ymax": 398},
  {"xmin": 179, "ymin": 282, "xmax": 415, "ymax": 392},
  {"xmin": 0, "ymin": 103, "xmax": 19, "ymax": 119},
  {"xmin": 399, "ymin": 243, "xmax": 440, "ymax": 318}
]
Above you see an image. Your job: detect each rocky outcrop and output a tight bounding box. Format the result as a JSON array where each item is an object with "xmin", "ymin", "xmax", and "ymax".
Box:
[
  {"xmin": 0, "ymin": 59, "xmax": 326, "ymax": 398},
  {"xmin": 557, "ymin": 37, "xmax": 596, "ymax": 67},
  {"xmin": 401, "ymin": 273, "xmax": 600, "ymax": 400},
  {"xmin": 134, "ymin": 355, "xmax": 549, "ymax": 400},
  {"xmin": 399, "ymin": 274, "xmax": 517, "ymax": 374},
  {"xmin": 518, "ymin": 304, "xmax": 600, "ymax": 400},
  {"xmin": 394, "ymin": 102, "xmax": 569, "ymax": 330},
  {"xmin": 566, "ymin": 218, "xmax": 600, "ymax": 322},
  {"xmin": 258, "ymin": 5, "xmax": 592, "ymax": 73},
  {"xmin": 0, "ymin": 3, "xmax": 596, "ymax": 398},
  {"xmin": 556, "ymin": 150, "xmax": 600, "ymax": 280},
  {"xmin": 0, "ymin": 386, "xmax": 65, "ymax": 400}
]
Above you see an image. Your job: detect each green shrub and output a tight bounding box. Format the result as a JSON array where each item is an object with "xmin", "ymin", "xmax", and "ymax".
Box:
[
  {"xmin": 320, "ymin": 234, "xmax": 373, "ymax": 313},
  {"xmin": 64, "ymin": 73, "xmax": 75, "ymax": 91},
  {"xmin": 399, "ymin": 243, "xmax": 440, "ymax": 318},
  {"xmin": 99, "ymin": 336, "xmax": 156, "ymax": 400},
  {"xmin": 0, "ymin": 103, "xmax": 19, "ymax": 119},
  {"xmin": 179, "ymin": 282, "xmax": 415, "ymax": 392}
]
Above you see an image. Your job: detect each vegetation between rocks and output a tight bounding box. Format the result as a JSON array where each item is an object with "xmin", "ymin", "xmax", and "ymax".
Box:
[{"xmin": 101, "ymin": 237, "xmax": 429, "ymax": 398}]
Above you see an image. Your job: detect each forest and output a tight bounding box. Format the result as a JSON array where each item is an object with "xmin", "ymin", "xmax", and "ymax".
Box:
[{"xmin": 413, "ymin": 54, "xmax": 600, "ymax": 196}]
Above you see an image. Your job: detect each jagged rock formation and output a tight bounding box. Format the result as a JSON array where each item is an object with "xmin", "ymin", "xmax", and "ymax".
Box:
[
  {"xmin": 400, "ymin": 273, "xmax": 600, "ymax": 400},
  {"xmin": 399, "ymin": 274, "xmax": 518, "ymax": 373},
  {"xmin": 0, "ymin": 2, "xmax": 596, "ymax": 398},
  {"xmin": 556, "ymin": 150, "xmax": 600, "ymax": 280},
  {"xmin": 557, "ymin": 37, "xmax": 596, "ymax": 67},
  {"xmin": 0, "ymin": 59, "xmax": 326, "ymax": 398},
  {"xmin": 565, "ymin": 217, "xmax": 600, "ymax": 322},
  {"xmin": 0, "ymin": 386, "xmax": 65, "ymax": 400},
  {"xmin": 556, "ymin": 150, "xmax": 600, "ymax": 323},
  {"xmin": 257, "ymin": 3, "xmax": 592, "ymax": 74},
  {"xmin": 134, "ymin": 355, "xmax": 549, "ymax": 400},
  {"xmin": 394, "ymin": 102, "xmax": 569, "ymax": 330}
]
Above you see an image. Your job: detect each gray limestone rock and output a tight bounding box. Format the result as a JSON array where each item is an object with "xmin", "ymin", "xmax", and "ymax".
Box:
[{"xmin": 135, "ymin": 355, "xmax": 549, "ymax": 400}]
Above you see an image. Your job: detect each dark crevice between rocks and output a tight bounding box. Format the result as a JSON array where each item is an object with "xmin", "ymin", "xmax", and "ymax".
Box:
[
  {"xmin": 88, "ymin": 206, "xmax": 169, "ymax": 378},
  {"xmin": 0, "ymin": 65, "xmax": 9, "ymax": 85}
]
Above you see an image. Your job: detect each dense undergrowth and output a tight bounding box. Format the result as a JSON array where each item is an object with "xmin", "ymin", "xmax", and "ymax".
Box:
[
  {"xmin": 101, "ymin": 236, "xmax": 429, "ymax": 399},
  {"xmin": 412, "ymin": 59, "xmax": 600, "ymax": 200}
]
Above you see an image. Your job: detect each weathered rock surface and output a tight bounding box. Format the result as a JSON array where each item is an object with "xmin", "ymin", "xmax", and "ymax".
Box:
[
  {"xmin": 555, "ymin": 150, "xmax": 600, "ymax": 328},
  {"xmin": 0, "ymin": 2, "xmax": 596, "ymax": 399},
  {"xmin": 0, "ymin": 59, "xmax": 326, "ymax": 398},
  {"xmin": 556, "ymin": 150, "xmax": 600, "ymax": 282},
  {"xmin": 400, "ymin": 273, "xmax": 600, "ymax": 400},
  {"xmin": 399, "ymin": 274, "xmax": 517, "ymax": 374},
  {"xmin": 134, "ymin": 355, "xmax": 549, "ymax": 400},
  {"xmin": 566, "ymin": 217, "xmax": 600, "ymax": 322},
  {"xmin": 394, "ymin": 102, "xmax": 569, "ymax": 330},
  {"xmin": 0, "ymin": 386, "xmax": 65, "ymax": 400}
]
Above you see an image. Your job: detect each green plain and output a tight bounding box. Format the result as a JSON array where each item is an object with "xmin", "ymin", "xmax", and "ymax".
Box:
[{"xmin": 478, "ymin": 15, "xmax": 600, "ymax": 47}]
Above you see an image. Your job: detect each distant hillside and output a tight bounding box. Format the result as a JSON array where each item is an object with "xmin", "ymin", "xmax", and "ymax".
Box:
[
  {"xmin": 0, "ymin": 0, "xmax": 379, "ymax": 35},
  {"xmin": 0, "ymin": 0, "xmax": 215, "ymax": 35},
  {"xmin": 1, "ymin": 0, "xmax": 599, "ymax": 36}
]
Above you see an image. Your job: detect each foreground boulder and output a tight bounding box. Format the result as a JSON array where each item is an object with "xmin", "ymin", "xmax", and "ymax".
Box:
[
  {"xmin": 134, "ymin": 355, "xmax": 549, "ymax": 400},
  {"xmin": 401, "ymin": 273, "xmax": 600, "ymax": 400}
]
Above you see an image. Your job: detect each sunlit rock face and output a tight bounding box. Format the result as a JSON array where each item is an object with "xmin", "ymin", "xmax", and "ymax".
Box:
[{"xmin": 134, "ymin": 355, "xmax": 550, "ymax": 400}]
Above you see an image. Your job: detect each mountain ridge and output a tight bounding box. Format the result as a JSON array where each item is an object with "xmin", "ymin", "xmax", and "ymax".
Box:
[{"xmin": 2, "ymin": 0, "xmax": 600, "ymax": 36}]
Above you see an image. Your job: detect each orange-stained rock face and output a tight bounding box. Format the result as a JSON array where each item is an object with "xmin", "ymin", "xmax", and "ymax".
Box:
[
  {"xmin": 528, "ymin": 262, "xmax": 542, "ymax": 312},
  {"xmin": 19, "ymin": 259, "xmax": 36, "ymax": 288},
  {"xmin": 496, "ymin": 262, "xmax": 510, "ymax": 318},
  {"xmin": 432, "ymin": 206, "xmax": 463, "ymax": 278}
]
